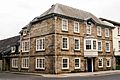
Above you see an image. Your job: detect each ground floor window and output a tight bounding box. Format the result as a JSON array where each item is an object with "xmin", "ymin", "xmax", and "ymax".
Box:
[
  {"xmin": 106, "ymin": 58, "xmax": 111, "ymax": 67},
  {"xmin": 62, "ymin": 58, "xmax": 69, "ymax": 69},
  {"xmin": 22, "ymin": 58, "xmax": 29, "ymax": 68},
  {"xmin": 36, "ymin": 57, "xmax": 45, "ymax": 69},
  {"xmin": 75, "ymin": 58, "xmax": 80, "ymax": 69},
  {"xmin": 12, "ymin": 58, "xmax": 18, "ymax": 68},
  {"xmin": 98, "ymin": 58, "xmax": 103, "ymax": 68}
]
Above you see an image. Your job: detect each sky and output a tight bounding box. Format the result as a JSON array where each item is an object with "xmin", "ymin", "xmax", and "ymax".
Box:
[{"xmin": 0, "ymin": 0, "xmax": 120, "ymax": 40}]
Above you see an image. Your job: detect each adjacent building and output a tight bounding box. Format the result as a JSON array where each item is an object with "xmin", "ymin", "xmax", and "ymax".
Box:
[{"xmin": 1, "ymin": 3, "xmax": 116, "ymax": 74}]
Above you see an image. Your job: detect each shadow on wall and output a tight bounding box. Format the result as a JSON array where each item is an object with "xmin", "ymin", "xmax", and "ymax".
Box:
[{"xmin": 0, "ymin": 60, "xmax": 2, "ymax": 71}]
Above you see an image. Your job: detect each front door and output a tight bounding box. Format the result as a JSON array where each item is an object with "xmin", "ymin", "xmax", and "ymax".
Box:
[{"xmin": 87, "ymin": 58, "xmax": 92, "ymax": 72}]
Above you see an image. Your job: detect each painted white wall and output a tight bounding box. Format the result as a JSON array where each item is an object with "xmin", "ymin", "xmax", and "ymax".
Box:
[{"xmin": 112, "ymin": 25, "xmax": 120, "ymax": 56}]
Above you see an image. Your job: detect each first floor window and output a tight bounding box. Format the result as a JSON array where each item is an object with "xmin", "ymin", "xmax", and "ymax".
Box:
[
  {"xmin": 36, "ymin": 38, "xmax": 45, "ymax": 51},
  {"xmin": 93, "ymin": 40, "xmax": 96, "ymax": 50},
  {"xmin": 86, "ymin": 40, "xmax": 91, "ymax": 50},
  {"xmin": 22, "ymin": 58, "xmax": 29, "ymax": 68},
  {"xmin": 106, "ymin": 41, "xmax": 110, "ymax": 52},
  {"xmin": 106, "ymin": 58, "xmax": 111, "ymax": 67},
  {"xmin": 98, "ymin": 41, "xmax": 102, "ymax": 51},
  {"xmin": 74, "ymin": 38, "xmax": 80, "ymax": 50},
  {"xmin": 12, "ymin": 58, "xmax": 18, "ymax": 68},
  {"xmin": 62, "ymin": 37, "xmax": 69, "ymax": 49},
  {"xmin": 75, "ymin": 58, "xmax": 80, "ymax": 69},
  {"xmin": 36, "ymin": 58, "xmax": 45, "ymax": 69},
  {"xmin": 118, "ymin": 41, "xmax": 120, "ymax": 51},
  {"xmin": 98, "ymin": 58, "xmax": 103, "ymax": 68},
  {"xmin": 62, "ymin": 58, "xmax": 69, "ymax": 69}
]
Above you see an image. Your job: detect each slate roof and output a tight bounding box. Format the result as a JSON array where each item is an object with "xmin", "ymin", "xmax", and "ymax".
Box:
[{"xmin": 0, "ymin": 35, "xmax": 20, "ymax": 55}]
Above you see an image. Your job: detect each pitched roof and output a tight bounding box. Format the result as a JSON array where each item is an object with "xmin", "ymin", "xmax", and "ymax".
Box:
[
  {"xmin": 0, "ymin": 35, "xmax": 20, "ymax": 55},
  {"xmin": 100, "ymin": 18, "xmax": 120, "ymax": 26}
]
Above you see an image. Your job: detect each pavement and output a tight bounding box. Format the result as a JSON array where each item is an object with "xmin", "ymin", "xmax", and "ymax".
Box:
[{"xmin": 4, "ymin": 70, "xmax": 120, "ymax": 78}]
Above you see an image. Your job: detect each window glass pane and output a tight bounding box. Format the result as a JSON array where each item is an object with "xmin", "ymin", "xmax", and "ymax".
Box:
[
  {"xmin": 86, "ymin": 40, "xmax": 91, "ymax": 49},
  {"xmin": 98, "ymin": 42, "xmax": 102, "ymax": 51},
  {"xmin": 93, "ymin": 40, "xmax": 96, "ymax": 49}
]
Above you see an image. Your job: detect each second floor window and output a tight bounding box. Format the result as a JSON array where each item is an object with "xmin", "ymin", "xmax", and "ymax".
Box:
[
  {"xmin": 106, "ymin": 41, "xmax": 110, "ymax": 52},
  {"xmin": 85, "ymin": 39, "xmax": 97, "ymax": 50},
  {"xmin": 62, "ymin": 37, "xmax": 69, "ymax": 50},
  {"xmin": 97, "ymin": 26, "xmax": 101, "ymax": 36},
  {"xmin": 22, "ymin": 41, "xmax": 29, "ymax": 52},
  {"xmin": 74, "ymin": 21, "xmax": 79, "ymax": 33},
  {"xmin": 105, "ymin": 28, "xmax": 109, "ymax": 37},
  {"xmin": 62, "ymin": 19, "xmax": 68, "ymax": 31},
  {"xmin": 86, "ymin": 40, "xmax": 91, "ymax": 50},
  {"xmin": 36, "ymin": 38, "xmax": 45, "ymax": 51}
]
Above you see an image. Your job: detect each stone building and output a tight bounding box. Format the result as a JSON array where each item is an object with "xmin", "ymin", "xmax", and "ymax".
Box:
[{"xmin": 2, "ymin": 3, "xmax": 115, "ymax": 74}]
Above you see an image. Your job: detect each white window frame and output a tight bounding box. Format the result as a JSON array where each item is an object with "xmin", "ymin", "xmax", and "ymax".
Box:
[
  {"xmin": 74, "ymin": 21, "xmax": 79, "ymax": 33},
  {"xmin": 74, "ymin": 38, "xmax": 80, "ymax": 50},
  {"xmin": 36, "ymin": 37, "xmax": 45, "ymax": 51},
  {"xmin": 12, "ymin": 58, "xmax": 18, "ymax": 68},
  {"xmin": 22, "ymin": 57, "xmax": 29, "ymax": 68},
  {"xmin": 62, "ymin": 57, "xmax": 69, "ymax": 69},
  {"xmin": 22, "ymin": 40, "xmax": 29, "ymax": 52},
  {"xmin": 118, "ymin": 27, "xmax": 120, "ymax": 35},
  {"xmin": 36, "ymin": 57, "xmax": 45, "ymax": 69},
  {"xmin": 62, "ymin": 19, "xmax": 68, "ymax": 31},
  {"xmin": 84, "ymin": 39, "xmax": 97, "ymax": 51},
  {"xmin": 106, "ymin": 41, "xmax": 110, "ymax": 52},
  {"xmin": 98, "ymin": 58, "xmax": 103, "ymax": 68},
  {"xmin": 118, "ymin": 41, "xmax": 120, "ymax": 51},
  {"xmin": 11, "ymin": 46, "xmax": 16, "ymax": 53},
  {"xmin": 106, "ymin": 58, "xmax": 111, "ymax": 67},
  {"xmin": 62, "ymin": 36, "xmax": 69, "ymax": 50},
  {"xmin": 98, "ymin": 40, "xmax": 102, "ymax": 51},
  {"xmin": 97, "ymin": 26, "xmax": 102, "ymax": 36},
  {"xmin": 105, "ymin": 28, "xmax": 109, "ymax": 37},
  {"xmin": 86, "ymin": 23, "xmax": 92, "ymax": 34},
  {"xmin": 75, "ymin": 58, "xmax": 81, "ymax": 69}
]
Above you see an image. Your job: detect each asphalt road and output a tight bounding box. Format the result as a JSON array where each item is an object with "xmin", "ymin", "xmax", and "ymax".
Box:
[{"xmin": 0, "ymin": 72, "xmax": 120, "ymax": 80}]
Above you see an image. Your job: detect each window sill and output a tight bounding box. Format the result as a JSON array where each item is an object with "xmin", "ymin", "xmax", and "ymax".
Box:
[
  {"xmin": 62, "ymin": 48, "xmax": 69, "ymax": 51},
  {"xmin": 98, "ymin": 66, "xmax": 103, "ymax": 68},
  {"xmin": 106, "ymin": 66, "xmax": 111, "ymax": 68},
  {"xmin": 74, "ymin": 32, "xmax": 80, "ymax": 34},
  {"xmin": 97, "ymin": 35, "xmax": 102, "ymax": 37},
  {"xmin": 36, "ymin": 49, "xmax": 45, "ymax": 52},
  {"xmin": 74, "ymin": 49, "xmax": 80, "ymax": 52}
]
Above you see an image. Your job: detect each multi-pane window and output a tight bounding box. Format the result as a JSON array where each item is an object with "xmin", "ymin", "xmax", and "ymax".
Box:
[
  {"xmin": 74, "ymin": 38, "xmax": 80, "ymax": 50},
  {"xmin": 118, "ymin": 41, "xmax": 120, "ymax": 51},
  {"xmin": 36, "ymin": 38, "xmax": 45, "ymax": 51},
  {"xmin": 62, "ymin": 37, "xmax": 69, "ymax": 49},
  {"xmin": 62, "ymin": 19, "xmax": 68, "ymax": 31},
  {"xmin": 11, "ymin": 46, "xmax": 16, "ymax": 53},
  {"xmin": 74, "ymin": 21, "xmax": 79, "ymax": 33},
  {"xmin": 93, "ymin": 40, "xmax": 96, "ymax": 50},
  {"xmin": 97, "ymin": 26, "xmax": 101, "ymax": 36},
  {"xmin": 105, "ymin": 28, "xmax": 109, "ymax": 37},
  {"xmin": 106, "ymin": 58, "xmax": 111, "ymax": 67},
  {"xmin": 75, "ymin": 58, "xmax": 80, "ymax": 69},
  {"xmin": 85, "ymin": 39, "xmax": 97, "ymax": 50},
  {"xmin": 23, "ymin": 29, "xmax": 27, "ymax": 36},
  {"xmin": 36, "ymin": 57, "xmax": 45, "ymax": 69},
  {"xmin": 98, "ymin": 41, "xmax": 102, "ymax": 51},
  {"xmin": 86, "ymin": 23, "xmax": 92, "ymax": 34},
  {"xmin": 22, "ymin": 40, "xmax": 29, "ymax": 52},
  {"xmin": 98, "ymin": 58, "xmax": 103, "ymax": 68},
  {"xmin": 106, "ymin": 41, "xmax": 110, "ymax": 52},
  {"xmin": 12, "ymin": 58, "xmax": 18, "ymax": 68},
  {"xmin": 86, "ymin": 40, "xmax": 91, "ymax": 50},
  {"xmin": 22, "ymin": 58, "xmax": 29, "ymax": 68},
  {"xmin": 118, "ymin": 27, "xmax": 120, "ymax": 35},
  {"xmin": 62, "ymin": 58, "xmax": 69, "ymax": 69}
]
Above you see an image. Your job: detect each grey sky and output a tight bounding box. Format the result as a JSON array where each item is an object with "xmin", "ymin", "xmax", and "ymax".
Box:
[{"xmin": 0, "ymin": 0, "xmax": 120, "ymax": 40}]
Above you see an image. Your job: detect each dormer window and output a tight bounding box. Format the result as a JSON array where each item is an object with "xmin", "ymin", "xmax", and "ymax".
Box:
[
  {"xmin": 11, "ymin": 46, "xmax": 16, "ymax": 53},
  {"xmin": 23, "ymin": 29, "xmax": 27, "ymax": 36}
]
